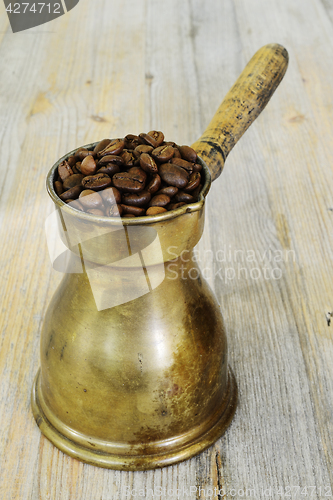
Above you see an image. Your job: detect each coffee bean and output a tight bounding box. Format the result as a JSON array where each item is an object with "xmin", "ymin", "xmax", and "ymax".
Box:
[
  {"xmin": 82, "ymin": 173, "xmax": 112, "ymax": 191},
  {"xmin": 184, "ymin": 172, "xmax": 201, "ymax": 192},
  {"xmin": 193, "ymin": 163, "xmax": 202, "ymax": 172},
  {"xmin": 93, "ymin": 139, "xmax": 112, "ymax": 154},
  {"xmin": 79, "ymin": 189, "xmax": 104, "ymax": 209},
  {"xmin": 67, "ymin": 155, "xmax": 77, "ymax": 167},
  {"xmin": 98, "ymin": 154, "xmax": 124, "ymax": 167},
  {"xmin": 58, "ymin": 160, "xmax": 73, "ymax": 181},
  {"xmin": 75, "ymin": 161, "xmax": 82, "ymax": 173},
  {"xmin": 149, "ymin": 194, "xmax": 170, "ymax": 207},
  {"xmin": 167, "ymin": 202, "xmax": 186, "ymax": 210},
  {"xmin": 122, "ymin": 190, "xmax": 151, "ymax": 207},
  {"xmin": 108, "ymin": 204, "xmax": 123, "ymax": 217},
  {"xmin": 63, "ymin": 174, "xmax": 85, "ymax": 190},
  {"xmin": 147, "ymin": 130, "xmax": 164, "ymax": 147},
  {"xmin": 97, "ymin": 164, "xmax": 120, "ymax": 177},
  {"xmin": 79, "ymin": 155, "xmax": 97, "ymax": 176},
  {"xmin": 76, "ymin": 148, "xmax": 91, "ymax": 161},
  {"xmin": 170, "ymin": 158, "xmax": 194, "ymax": 174},
  {"xmin": 124, "ymin": 134, "xmax": 140, "ymax": 150},
  {"xmin": 100, "ymin": 187, "xmax": 121, "ymax": 205},
  {"xmin": 87, "ymin": 208, "xmax": 105, "ymax": 216},
  {"xmin": 191, "ymin": 183, "xmax": 203, "ymax": 200},
  {"xmin": 113, "ymin": 167, "xmax": 146, "ymax": 193},
  {"xmin": 146, "ymin": 206, "xmax": 168, "ymax": 215},
  {"xmin": 121, "ymin": 204, "xmax": 146, "ymax": 216},
  {"xmin": 140, "ymin": 153, "xmax": 158, "ymax": 174},
  {"xmin": 173, "ymin": 191, "xmax": 195, "ymax": 203},
  {"xmin": 151, "ymin": 145, "xmax": 174, "ymax": 163},
  {"xmin": 157, "ymin": 186, "xmax": 178, "ymax": 197},
  {"xmin": 135, "ymin": 144, "xmax": 154, "ymax": 154},
  {"xmin": 98, "ymin": 139, "xmax": 125, "ymax": 157},
  {"xmin": 67, "ymin": 199, "xmax": 83, "ymax": 211},
  {"xmin": 158, "ymin": 163, "xmax": 189, "ymax": 189},
  {"xmin": 54, "ymin": 180, "xmax": 64, "ymax": 196},
  {"xmin": 179, "ymin": 145, "xmax": 197, "ymax": 163},
  {"xmin": 121, "ymin": 150, "xmax": 140, "ymax": 167},
  {"xmin": 173, "ymin": 148, "xmax": 182, "ymax": 159},
  {"xmin": 123, "ymin": 213, "xmax": 136, "ymax": 218},
  {"xmin": 60, "ymin": 184, "xmax": 83, "ymax": 201},
  {"xmin": 146, "ymin": 173, "xmax": 161, "ymax": 194}
]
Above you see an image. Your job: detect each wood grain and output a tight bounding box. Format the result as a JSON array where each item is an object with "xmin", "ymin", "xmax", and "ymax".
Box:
[{"xmin": 0, "ymin": 0, "xmax": 332, "ymax": 498}]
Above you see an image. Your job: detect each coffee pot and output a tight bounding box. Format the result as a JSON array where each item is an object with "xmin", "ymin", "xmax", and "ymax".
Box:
[{"xmin": 31, "ymin": 44, "xmax": 288, "ymax": 470}]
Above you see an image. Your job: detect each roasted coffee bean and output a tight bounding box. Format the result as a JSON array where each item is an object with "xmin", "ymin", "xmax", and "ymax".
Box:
[
  {"xmin": 72, "ymin": 164, "xmax": 81, "ymax": 174},
  {"xmin": 113, "ymin": 167, "xmax": 146, "ymax": 193},
  {"xmin": 63, "ymin": 174, "xmax": 85, "ymax": 190},
  {"xmin": 80, "ymin": 155, "xmax": 97, "ymax": 176},
  {"xmin": 100, "ymin": 187, "xmax": 121, "ymax": 205},
  {"xmin": 173, "ymin": 148, "xmax": 182, "ymax": 159},
  {"xmin": 157, "ymin": 186, "xmax": 178, "ymax": 197},
  {"xmin": 67, "ymin": 199, "xmax": 83, "ymax": 211},
  {"xmin": 124, "ymin": 134, "xmax": 140, "ymax": 150},
  {"xmin": 93, "ymin": 139, "xmax": 112, "ymax": 154},
  {"xmin": 87, "ymin": 208, "xmax": 105, "ymax": 216},
  {"xmin": 58, "ymin": 160, "xmax": 73, "ymax": 181},
  {"xmin": 76, "ymin": 148, "xmax": 91, "ymax": 161},
  {"xmin": 123, "ymin": 213, "xmax": 136, "ymax": 218},
  {"xmin": 121, "ymin": 150, "xmax": 140, "ymax": 167},
  {"xmin": 54, "ymin": 180, "xmax": 64, "ymax": 196},
  {"xmin": 82, "ymin": 173, "xmax": 112, "ymax": 191},
  {"xmin": 140, "ymin": 153, "xmax": 158, "ymax": 174},
  {"xmin": 149, "ymin": 194, "xmax": 170, "ymax": 207},
  {"xmin": 179, "ymin": 145, "xmax": 197, "ymax": 163},
  {"xmin": 146, "ymin": 206, "xmax": 167, "ymax": 215},
  {"xmin": 108, "ymin": 204, "xmax": 123, "ymax": 217},
  {"xmin": 146, "ymin": 173, "xmax": 161, "ymax": 194},
  {"xmin": 97, "ymin": 164, "xmax": 121, "ymax": 177},
  {"xmin": 122, "ymin": 190, "xmax": 151, "ymax": 207},
  {"xmin": 97, "ymin": 155, "xmax": 124, "ymax": 167},
  {"xmin": 152, "ymin": 145, "xmax": 174, "ymax": 163},
  {"xmin": 79, "ymin": 189, "xmax": 104, "ymax": 209},
  {"xmin": 67, "ymin": 155, "xmax": 77, "ymax": 167},
  {"xmin": 147, "ymin": 130, "xmax": 164, "ymax": 147},
  {"xmin": 159, "ymin": 163, "xmax": 189, "ymax": 189},
  {"xmin": 60, "ymin": 184, "xmax": 83, "ymax": 201},
  {"xmin": 191, "ymin": 183, "xmax": 203, "ymax": 200},
  {"xmin": 135, "ymin": 144, "xmax": 154, "ymax": 154},
  {"xmin": 193, "ymin": 162, "xmax": 202, "ymax": 172},
  {"xmin": 98, "ymin": 139, "xmax": 125, "ymax": 157},
  {"xmin": 184, "ymin": 172, "xmax": 201, "ymax": 192},
  {"xmin": 170, "ymin": 158, "xmax": 194, "ymax": 174},
  {"xmin": 139, "ymin": 132, "xmax": 158, "ymax": 148},
  {"xmin": 167, "ymin": 202, "xmax": 186, "ymax": 210},
  {"xmin": 75, "ymin": 161, "xmax": 82, "ymax": 173},
  {"xmin": 173, "ymin": 191, "xmax": 195, "ymax": 203},
  {"xmin": 121, "ymin": 204, "xmax": 146, "ymax": 216}
]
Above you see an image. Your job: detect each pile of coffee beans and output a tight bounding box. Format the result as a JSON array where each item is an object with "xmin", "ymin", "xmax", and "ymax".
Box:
[{"xmin": 54, "ymin": 131, "xmax": 203, "ymax": 217}]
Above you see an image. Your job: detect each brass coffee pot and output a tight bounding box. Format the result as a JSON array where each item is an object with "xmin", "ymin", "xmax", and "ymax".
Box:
[{"xmin": 32, "ymin": 44, "xmax": 288, "ymax": 470}]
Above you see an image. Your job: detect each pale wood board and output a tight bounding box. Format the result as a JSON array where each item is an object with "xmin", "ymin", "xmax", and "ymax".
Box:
[{"xmin": 0, "ymin": 0, "xmax": 332, "ymax": 498}]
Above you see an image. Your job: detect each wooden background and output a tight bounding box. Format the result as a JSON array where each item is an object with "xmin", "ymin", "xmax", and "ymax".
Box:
[{"xmin": 1, "ymin": 0, "xmax": 333, "ymax": 498}]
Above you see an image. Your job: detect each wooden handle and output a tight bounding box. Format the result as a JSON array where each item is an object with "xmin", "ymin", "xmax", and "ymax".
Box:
[{"xmin": 191, "ymin": 43, "xmax": 289, "ymax": 181}]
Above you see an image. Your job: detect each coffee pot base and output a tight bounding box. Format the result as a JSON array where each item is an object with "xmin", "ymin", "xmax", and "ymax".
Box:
[{"xmin": 31, "ymin": 366, "xmax": 237, "ymax": 471}]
